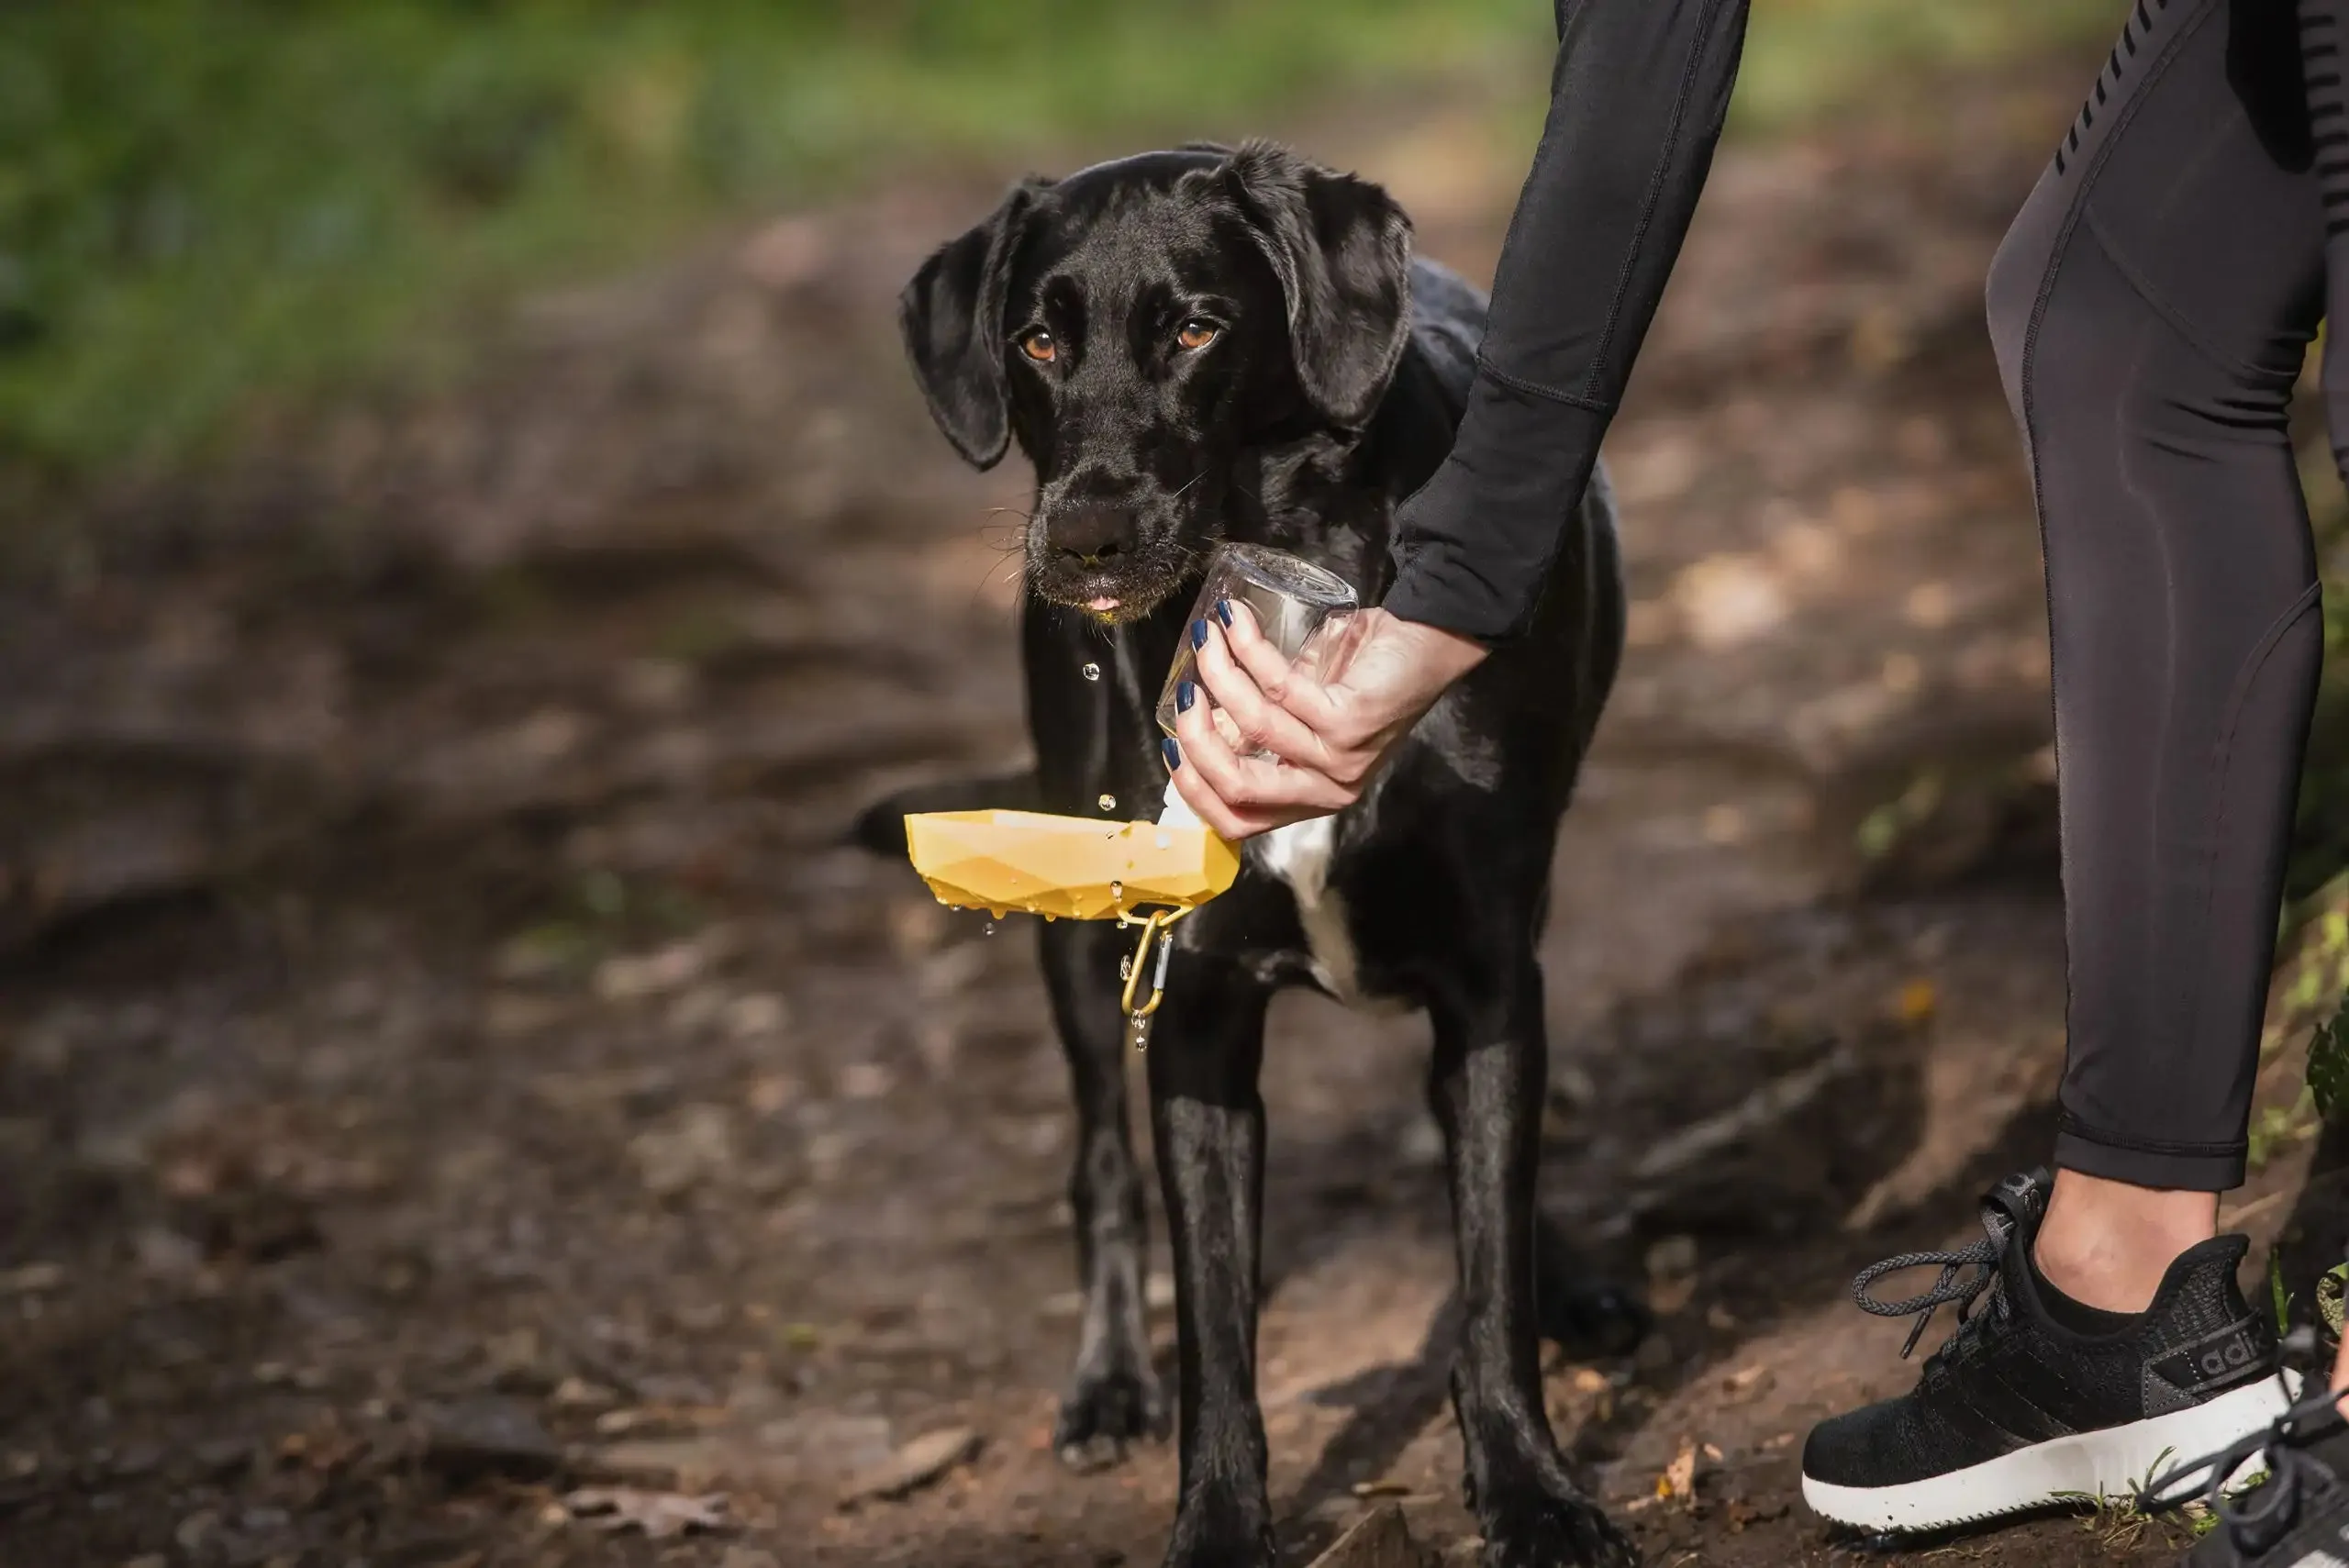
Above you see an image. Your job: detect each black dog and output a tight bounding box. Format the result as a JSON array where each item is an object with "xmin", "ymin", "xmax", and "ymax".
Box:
[{"xmin": 884, "ymin": 142, "xmax": 1639, "ymax": 1566}]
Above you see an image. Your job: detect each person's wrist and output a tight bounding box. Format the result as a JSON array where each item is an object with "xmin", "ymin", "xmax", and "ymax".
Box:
[{"xmin": 1384, "ymin": 611, "xmax": 1490, "ymax": 682}]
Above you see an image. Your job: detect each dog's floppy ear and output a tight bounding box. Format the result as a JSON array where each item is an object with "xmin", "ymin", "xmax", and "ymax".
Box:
[
  {"xmin": 899, "ymin": 178, "xmax": 1046, "ymax": 470},
  {"xmin": 1215, "ymin": 140, "xmax": 1412, "ymax": 429}
]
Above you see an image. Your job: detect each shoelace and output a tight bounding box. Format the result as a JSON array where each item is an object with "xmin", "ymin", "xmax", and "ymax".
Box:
[
  {"xmin": 2139, "ymin": 1386, "xmax": 2347, "ymax": 1550},
  {"xmin": 1850, "ymin": 1204, "xmax": 2017, "ymax": 1360}
]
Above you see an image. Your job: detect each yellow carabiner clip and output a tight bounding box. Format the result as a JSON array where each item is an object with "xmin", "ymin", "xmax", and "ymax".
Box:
[{"xmin": 1118, "ymin": 905, "xmax": 1194, "ymax": 1045}]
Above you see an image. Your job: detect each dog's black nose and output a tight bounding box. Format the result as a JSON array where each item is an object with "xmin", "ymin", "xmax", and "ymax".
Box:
[{"xmin": 1046, "ymin": 505, "xmax": 1138, "ymax": 567}]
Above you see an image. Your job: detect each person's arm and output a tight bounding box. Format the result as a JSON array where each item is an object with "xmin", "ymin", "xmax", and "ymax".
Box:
[
  {"xmin": 1385, "ymin": 0, "xmax": 1748, "ymax": 639},
  {"xmin": 1166, "ymin": 0, "xmax": 1749, "ymax": 839}
]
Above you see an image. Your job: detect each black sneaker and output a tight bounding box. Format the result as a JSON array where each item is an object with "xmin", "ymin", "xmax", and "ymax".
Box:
[
  {"xmin": 2152, "ymin": 1373, "xmax": 2349, "ymax": 1565},
  {"xmin": 1801, "ymin": 1169, "xmax": 2296, "ymax": 1534}
]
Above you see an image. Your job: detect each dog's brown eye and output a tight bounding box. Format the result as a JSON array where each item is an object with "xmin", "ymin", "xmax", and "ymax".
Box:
[
  {"xmin": 1175, "ymin": 320, "xmax": 1219, "ymax": 351},
  {"xmin": 1019, "ymin": 329, "xmax": 1056, "ymax": 364}
]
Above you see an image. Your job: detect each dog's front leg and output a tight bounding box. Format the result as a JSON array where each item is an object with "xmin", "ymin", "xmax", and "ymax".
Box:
[
  {"xmin": 1146, "ymin": 960, "xmax": 1276, "ymax": 1568},
  {"xmin": 1430, "ymin": 961, "xmax": 1639, "ymax": 1568},
  {"xmin": 1041, "ymin": 917, "xmax": 1169, "ymax": 1470}
]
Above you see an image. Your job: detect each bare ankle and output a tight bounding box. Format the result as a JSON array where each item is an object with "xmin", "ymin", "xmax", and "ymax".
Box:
[{"xmin": 2030, "ymin": 1169, "xmax": 2218, "ymax": 1317}]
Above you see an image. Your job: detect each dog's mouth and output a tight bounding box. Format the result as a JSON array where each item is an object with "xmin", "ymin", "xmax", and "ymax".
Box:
[{"xmin": 1032, "ymin": 550, "xmax": 1195, "ymax": 625}]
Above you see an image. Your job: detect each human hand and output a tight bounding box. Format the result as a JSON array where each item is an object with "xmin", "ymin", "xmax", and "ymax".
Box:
[{"xmin": 1163, "ymin": 603, "xmax": 1487, "ymax": 839}]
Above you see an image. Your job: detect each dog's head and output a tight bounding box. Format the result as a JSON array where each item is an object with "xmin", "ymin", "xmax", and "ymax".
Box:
[{"xmin": 900, "ymin": 141, "xmax": 1411, "ymax": 622}]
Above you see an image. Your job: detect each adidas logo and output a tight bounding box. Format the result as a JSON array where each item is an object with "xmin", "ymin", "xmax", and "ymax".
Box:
[
  {"xmin": 2151, "ymin": 1318, "xmax": 2272, "ymax": 1398},
  {"xmin": 2198, "ymin": 1330, "xmax": 2260, "ymax": 1380}
]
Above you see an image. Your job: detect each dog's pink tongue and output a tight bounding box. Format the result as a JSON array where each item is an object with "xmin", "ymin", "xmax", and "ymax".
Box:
[{"xmin": 1087, "ymin": 596, "xmax": 1119, "ymax": 613}]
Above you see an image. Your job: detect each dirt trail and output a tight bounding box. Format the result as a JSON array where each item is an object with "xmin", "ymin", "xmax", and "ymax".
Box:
[{"xmin": 2, "ymin": 65, "xmax": 2338, "ymax": 1568}]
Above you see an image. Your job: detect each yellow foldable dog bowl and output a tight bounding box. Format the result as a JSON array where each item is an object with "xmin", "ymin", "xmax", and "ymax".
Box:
[{"xmin": 904, "ymin": 809, "xmax": 1239, "ymax": 921}]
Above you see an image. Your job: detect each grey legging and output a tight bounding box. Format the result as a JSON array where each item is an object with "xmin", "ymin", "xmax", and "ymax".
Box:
[{"xmin": 1987, "ymin": 0, "xmax": 2346, "ymax": 1190}]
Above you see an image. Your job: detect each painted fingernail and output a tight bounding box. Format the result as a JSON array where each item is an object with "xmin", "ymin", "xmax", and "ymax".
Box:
[
  {"xmin": 1162, "ymin": 737, "xmax": 1182, "ymax": 770},
  {"xmin": 1176, "ymin": 680, "xmax": 1197, "ymax": 714},
  {"xmin": 1189, "ymin": 618, "xmax": 1208, "ymax": 650},
  {"xmin": 1215, "ymin": 598, "xmax": 1233, "ymax": 628}
]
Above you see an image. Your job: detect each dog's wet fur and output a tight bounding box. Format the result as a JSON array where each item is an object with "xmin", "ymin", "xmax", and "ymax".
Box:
[{"xmin": 869, "ymin": 141, "xmax": 1644, "ymax": 1566}]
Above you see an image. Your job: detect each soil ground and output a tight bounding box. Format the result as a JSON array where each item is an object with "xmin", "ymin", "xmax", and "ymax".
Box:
[{"xmin": 6, "ymin": 61, "xmax": 2346, "ymax": 1568}]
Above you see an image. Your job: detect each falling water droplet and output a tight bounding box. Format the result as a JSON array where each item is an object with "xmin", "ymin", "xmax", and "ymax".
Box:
[
  {"xmin": 1129, "ymin": 1014, "xmax": 1152, "ymax": 1051},
  {"xmin": 1119, "ymin": 954, "xmax": 1134, "ymax": 982},
  {"xmin": 983, "ymin": 919, "xmax": 996, "ymax": 937},
  {"xmin": 1080, "ymin": 662, "xmax": 1101, "ymax": 682},
  {"xmin": 1110, "ymin": 880, "xmax": 1123, "ymax": 901},
  {"xmin": 1097, "ymin": 794, "xmax": 1117, "ymax": 813}
]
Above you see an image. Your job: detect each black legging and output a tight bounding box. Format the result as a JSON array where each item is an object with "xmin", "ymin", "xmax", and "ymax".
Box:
[{"xmin": 1987, "ymin": 0, "xmax": 2349, "ymax": 1191}]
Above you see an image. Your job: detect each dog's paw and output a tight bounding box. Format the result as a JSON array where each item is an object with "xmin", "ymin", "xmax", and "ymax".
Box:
[
  {"xmin": 1053, "ymin": 1363, "xmax": 1169, "ymax": 1472},
  {"xmin": 1478, "ymin": 1485, "xmax": 1639, "ymax": 1568},
  {"xmin": 1160, "ymin": 1496, "xmax": 1276, "ymax": 1568}
]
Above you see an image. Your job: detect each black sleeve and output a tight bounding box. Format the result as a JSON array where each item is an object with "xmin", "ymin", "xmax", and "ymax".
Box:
[{"xmin": 1383, "ymin": 0, "xmax": 1748, "ymax": 642}]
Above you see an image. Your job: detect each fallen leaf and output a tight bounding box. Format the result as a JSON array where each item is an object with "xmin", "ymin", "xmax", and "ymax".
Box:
[
  {"xmin": 837, "ymin": 1426, "xmax": 982, "ymax": 1507},
  {"xmin": 563, "ymin": 1486, "xmax": 730, "ymax": 1539},
  {"xmin": 1349, "ymin": 1478, "xmax": 1414, "ymax": 1498},
  {"xmin": 1662, "ymin": 1439, "xmax": 1697, "ymax": 1501},
  {"xmin": 592, "ymin": 1403, "xmax": 730, "ymax": 1438}
]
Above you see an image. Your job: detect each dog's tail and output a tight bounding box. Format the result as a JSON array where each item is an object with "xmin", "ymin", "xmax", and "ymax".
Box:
[{"xmin": 845, "ymin": 770, "xmax": 1041, "ymax": 860}]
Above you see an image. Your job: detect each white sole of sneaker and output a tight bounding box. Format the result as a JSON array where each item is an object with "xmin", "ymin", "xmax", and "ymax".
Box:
[{"xmin": 1800, "ymin": 1373, "xmax": 2300, "ymax": 1534}]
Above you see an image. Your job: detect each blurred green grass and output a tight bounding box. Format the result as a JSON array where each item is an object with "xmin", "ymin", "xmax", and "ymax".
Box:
[{"xmin": 2, "ymin": 0, "xmax": 2120, "ymax": 476}]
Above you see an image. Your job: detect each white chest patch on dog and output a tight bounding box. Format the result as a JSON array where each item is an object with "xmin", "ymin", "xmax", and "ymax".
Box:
[{"xmin": 1250, "ymin": 817, "xmax": 1397, "ymax": 1011}]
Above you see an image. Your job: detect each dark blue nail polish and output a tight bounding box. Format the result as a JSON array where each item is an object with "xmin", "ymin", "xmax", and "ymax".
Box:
[
  {"xmin": 1176, "ymin": 680, "xmax": 1197, "ymax": 714},
  {"xmin": 1215, "ymin": 598, "xmax": 1233, "ymax": 628},
  {"xmin": 1162, "ymin": 737, "xmax": 1182, "ymax": 770},
  {"xmin": 1189, "ymin": 618, "xmax": 1208, "ymax": 650}
]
